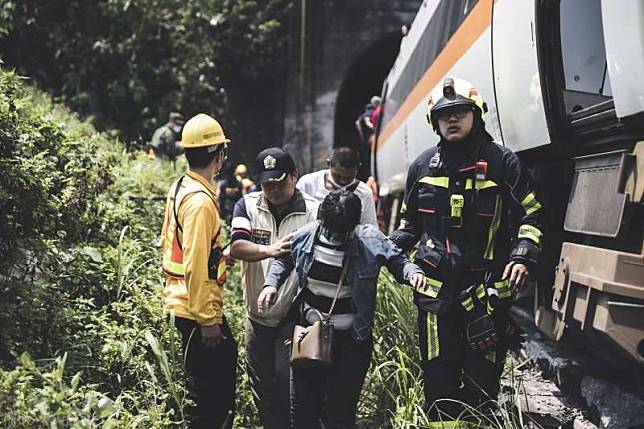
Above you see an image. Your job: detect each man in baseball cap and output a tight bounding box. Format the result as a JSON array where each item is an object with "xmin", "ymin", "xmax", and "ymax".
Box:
[
  {"xmin": 229, "ymin": 147, "xmax": 318, "ymax": 429},
  {"xmin": 255, "ymin": 147, "xmax": 297, "ymax": 183}
]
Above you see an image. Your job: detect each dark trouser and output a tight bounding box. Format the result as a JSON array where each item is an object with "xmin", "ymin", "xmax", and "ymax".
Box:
[
  {"xmin": 418, "ymin": 305, "xmax": 507, "ymax": 423},
  {"xmin": 245, "ymin": 317, "xmax": 294, "ymax": 429},
  {"xmin": 175, "ymin": 316, "xmax": 237, "ymax": 429},
  {"xmin": 291, "ymin": 330, "xmax": 373, "ymax": 429},
  {"xmin": 357, "ymin": 137, "xmax": 372, "ymax": 182}
]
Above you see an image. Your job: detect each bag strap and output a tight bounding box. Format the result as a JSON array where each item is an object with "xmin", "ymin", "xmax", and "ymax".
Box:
[{"xmin": 324, "ymin": 257, "xmax": 349, "ymax": 322}]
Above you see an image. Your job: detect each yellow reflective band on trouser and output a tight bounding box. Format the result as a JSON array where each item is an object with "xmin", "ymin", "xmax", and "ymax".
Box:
[
  {"xmin": 428, "ymin": 421, "xmax": 471, "ymax": 428},
  {"xmin": 520, "ymin": 192, "xmax": 542, "ymax": 215},
  {"xmin": 476, "ymin": 284, "xmax": 486, "ymax": 299},
  {"xmin": 462, "ymin": 284, "xmax": 485, "ymax": 312},
  {"xmin": 487, "ymin": 300, "xmax": 494, "ymax": 315},
  {"xmin": 419, "ymin": 176, "xmax": 449, "ymax": 188},
  {"xmin": 518, "ymin": 224, "xmax": 543, "ymax": 246},
  {"xmin": 494, "ymin": 279, "xmax": 512, "ymax": 299},
  {"xmin": 417, "ymin": 277, "xmax": 443, "ymax": 298},
  {"xmin": 427, "ymin": 312, "xmax": 440, "ymax": 361},
  {"xmin": 461, "ymin": 297, "xmax": 474, "ymax": 312},
  {"xmin": 483, "ymin": 195, "xmax": 502, "ymax": 260},
  {"xmin": 465, "ymin": 178, "xmax": 498, "ymax": 190}
]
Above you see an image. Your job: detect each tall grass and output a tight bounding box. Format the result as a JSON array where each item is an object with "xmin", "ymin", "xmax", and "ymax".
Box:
[{"xmin": 358, "ymin": 272, "xmax": 531, "ymax": 428}]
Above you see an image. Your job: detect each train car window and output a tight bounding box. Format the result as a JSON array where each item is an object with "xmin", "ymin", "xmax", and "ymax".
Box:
[
  {"xmin": 559, "ymin": 0, "xmax": 612, "ymax": 116},
  {"xmin": 381, "ymin": 0, "xmax": 479, "ymax": 131}
]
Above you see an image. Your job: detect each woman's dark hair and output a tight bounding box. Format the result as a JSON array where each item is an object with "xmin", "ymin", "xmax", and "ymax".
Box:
[{"xmin": 318, "ymin": 190, "xmax": 362, "ymax": 233}]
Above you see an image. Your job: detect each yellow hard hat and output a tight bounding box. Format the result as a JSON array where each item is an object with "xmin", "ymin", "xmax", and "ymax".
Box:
[
  {"xmin": 235, "ymin": 164, "xmax": 248, "ymax": 175},
  {"xmin": 180, "ymin": 113, "xmax": 230, "ymax": 149},
  {"xmin": 426, "ymin": 77, "xmax": 487, "ymax": 130}
]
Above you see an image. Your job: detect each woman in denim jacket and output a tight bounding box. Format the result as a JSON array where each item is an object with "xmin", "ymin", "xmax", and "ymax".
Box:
[{"xmin": 258, "ymin": 190, "xmax": 425, "ymax": 429}]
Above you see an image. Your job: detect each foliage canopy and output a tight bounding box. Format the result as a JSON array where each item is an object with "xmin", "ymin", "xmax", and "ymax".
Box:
[{"xmin": 0, "ymin": 0, "xmax": 293, "ymax": 147}]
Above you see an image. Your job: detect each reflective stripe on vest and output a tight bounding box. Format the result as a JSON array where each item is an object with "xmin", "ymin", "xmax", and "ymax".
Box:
[
  {"xmin": 162, "ymin": 178, "xmax": 222, "ymax": 280},
  {"xmin": 465, "ymin": 178, "xmax": 498, "ymax": 190},
  {"xmin": 483, "ymin": 195, "xmax": 502, "ymax": 260},
  {"xmin": 418, "ymin": 176, "xmax": 449, "ymax": 188}
]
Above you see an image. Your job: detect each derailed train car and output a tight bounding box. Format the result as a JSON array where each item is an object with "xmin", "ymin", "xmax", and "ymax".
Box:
[{"xmin": 374, "ymin": 0, "xmax": 644, "ymax": 366}]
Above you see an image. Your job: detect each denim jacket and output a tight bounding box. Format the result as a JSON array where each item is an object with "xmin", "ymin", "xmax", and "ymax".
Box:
[{"xmin": 264, "ymin": 222, "xmax": 424, "ymax": 342}]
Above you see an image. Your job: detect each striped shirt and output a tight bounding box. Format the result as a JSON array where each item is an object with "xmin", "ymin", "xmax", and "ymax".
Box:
[{"xmin": 304, "ymin": 234, "xmax": 354, "ymax": 330}]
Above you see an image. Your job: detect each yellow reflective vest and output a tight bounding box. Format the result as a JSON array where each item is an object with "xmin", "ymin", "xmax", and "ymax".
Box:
[{"xmin": 161, "ymin": 171, "xmax": 226, "ymax": 325}]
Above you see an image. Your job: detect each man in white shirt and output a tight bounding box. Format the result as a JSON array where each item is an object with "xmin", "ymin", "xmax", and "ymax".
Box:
[{"xmin": 296, "ymin": 147, "xmax": 377, "ymax": 226}]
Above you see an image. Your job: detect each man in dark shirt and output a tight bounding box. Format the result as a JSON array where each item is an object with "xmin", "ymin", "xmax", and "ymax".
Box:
[{"xmin": 390, "ymin": 77, "xmax": 544, "ymax": 423}]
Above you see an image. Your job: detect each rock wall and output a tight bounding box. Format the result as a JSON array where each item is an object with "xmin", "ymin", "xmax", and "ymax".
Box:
[{"xmin": 282, "ymin": 0, "xmax": 420, "ymax": 173}]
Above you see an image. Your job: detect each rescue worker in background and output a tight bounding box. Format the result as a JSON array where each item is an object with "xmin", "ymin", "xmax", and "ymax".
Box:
[
  {"xmin": 151, "ymin": 112, "xmax": 185, "ymax": 162},
  {"xmin": 354, "ymin": 96, "xmax": 381, "ymax": 180},
  {"xmin": 218, "ymin": 164, "xmax": 243, "ymax": 223},
  {"xmin": 297, "ymin": 146, "xmax": 378, "ymax": 226},
  {"xmin": 234, "ymin": 163, "xmax": 256, "ymax": 194},
  {"xmin": 161, "ymin": 113, "xmax": 237, "ymax": 429},
  {"xmin": 230, "ymin": 148, "xmax": 319, "ymax": 429},
  {"xmin": 390, "ymin": 77, "xmax": 544, "ymax": 424}
]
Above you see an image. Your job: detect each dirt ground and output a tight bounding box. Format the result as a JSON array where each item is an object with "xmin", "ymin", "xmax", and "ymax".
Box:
[{"xmin": 500, "ymin": 351, "xmax": 599, "ymax": 428}]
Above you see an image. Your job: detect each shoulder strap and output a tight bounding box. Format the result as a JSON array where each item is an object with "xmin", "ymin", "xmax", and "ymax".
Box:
[
  {"xmin": 172, "ymin": 175, "xmax": 222, "ymax": 248},
  {"xmin": 324, "ymin": 257, "xmax": 349, "ymax": 321},
  {"xmin": 172, "ymin": 175, "xmax": 186, "ymax": 232}
]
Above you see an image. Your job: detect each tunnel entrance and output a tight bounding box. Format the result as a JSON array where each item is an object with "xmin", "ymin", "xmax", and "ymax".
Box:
[{"xmin": 333, "ymin": 31, "xmax": 401, "ymax": 152}]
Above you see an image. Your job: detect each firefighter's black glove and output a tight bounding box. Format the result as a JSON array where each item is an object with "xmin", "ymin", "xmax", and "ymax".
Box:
[{"xmin": 462, "ymin": 287, "xmax": 498, "ymax": 351}]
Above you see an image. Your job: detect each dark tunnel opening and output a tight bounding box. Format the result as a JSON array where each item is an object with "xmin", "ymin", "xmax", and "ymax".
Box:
[{"xmin": 333, "ymin": 31, "xmax": 402, "ymax": 152}]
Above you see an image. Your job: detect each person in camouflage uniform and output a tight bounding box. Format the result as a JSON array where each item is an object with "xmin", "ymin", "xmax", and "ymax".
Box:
[{"xmin": 151, "ymin": 112, "xmax": 185, "ymax": 161}]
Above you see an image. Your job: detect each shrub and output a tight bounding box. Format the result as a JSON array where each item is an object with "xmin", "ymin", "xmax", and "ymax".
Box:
[{"xmin": 0, "ymin": 68, "xmax": 188, "ymax": 426}]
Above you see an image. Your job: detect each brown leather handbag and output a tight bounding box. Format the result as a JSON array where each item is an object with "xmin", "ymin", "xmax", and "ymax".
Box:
[{"xmin": 290, "ymin": 260, "xmax": 348, "ymax": 368}]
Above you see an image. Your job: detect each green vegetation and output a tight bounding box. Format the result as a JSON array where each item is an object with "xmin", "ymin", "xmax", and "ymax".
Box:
[
  {"xmin": 0, "ymin": 68, "xmax": 527, "ymax": 427},
  {"xmin": 0, "ymin": 67, "xmax": 189, "ymax": 427},
  {"xmin": 0, "ymin": 0, "xmax": 292, "ymax": 150}
]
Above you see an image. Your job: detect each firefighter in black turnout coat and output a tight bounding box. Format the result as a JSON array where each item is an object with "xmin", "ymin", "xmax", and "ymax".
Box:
[{"xmin": 390, "ymin": 77, "xmax": 544, "ymax": 424}]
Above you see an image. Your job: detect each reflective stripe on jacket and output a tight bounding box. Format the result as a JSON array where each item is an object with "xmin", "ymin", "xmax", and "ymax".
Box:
[{"xmin": 390, "ymin": 137, "xmax": 543, "ymax": 302}]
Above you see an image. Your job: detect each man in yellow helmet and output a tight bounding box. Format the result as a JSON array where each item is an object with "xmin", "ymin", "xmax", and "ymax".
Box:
[
  {"xmin": 234, "ymin": 163, "xmax": 256, "ymax": 194},
  {"xmin": 160, "ymin": 113, "xmax": 236, "ymax": 428},
  {"xmin": 390, "ymin": 78, "xmax": 544, "ymax": 424}
]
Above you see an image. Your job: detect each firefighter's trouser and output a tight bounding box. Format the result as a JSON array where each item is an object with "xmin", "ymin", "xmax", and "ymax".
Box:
[{"xmin": 418, "ymin": 304, "xmax": 507, "ymax": 423}]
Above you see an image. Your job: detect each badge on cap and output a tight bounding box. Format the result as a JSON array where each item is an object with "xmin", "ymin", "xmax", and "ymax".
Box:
[{"xmin": 264, "ymin": 155, "xmax": 277, "ymax": 170}]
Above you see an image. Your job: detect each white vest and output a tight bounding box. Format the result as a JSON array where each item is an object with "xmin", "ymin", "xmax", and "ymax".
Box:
[{"xmin": 239, "ymin": 191, "xmax": 319, "ymax": 326}]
